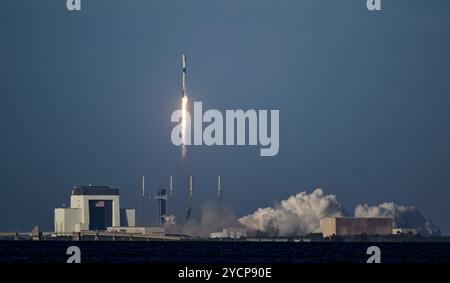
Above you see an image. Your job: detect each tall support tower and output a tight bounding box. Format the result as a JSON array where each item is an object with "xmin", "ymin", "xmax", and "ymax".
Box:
[
  {"xmin": 141, "ymin": 176, "xmax": 145, "ymax": 226},
  {"xmin": 149, "ymin": 189, "xmax": 168, "ymax": 226},
  {"xmin": 149, "ymin": 177, "xmax": 171, "ymax": 226},
  {"xmin": 186, "ymin": 176, "xmax": 193, "ymax": 221},
  {"xmin": 217, "ymin": 176, "xmax": 222, "ymax": 201},
  {"xmin": 217, "ymin": 175, "xmax": 223, "ymax": 231},
  {"xmin": 156, "ymin": 189, "xmax": 167, "ymax": 226},
  {"xmin": 169, "ymin": 175, "xmax": 173, "ymax": 196}
]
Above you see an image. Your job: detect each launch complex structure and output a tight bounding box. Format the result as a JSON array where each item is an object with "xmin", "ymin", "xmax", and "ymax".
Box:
[{"xmin": 142, "ymin": 175, "xmax": 223, "ymax": 226}]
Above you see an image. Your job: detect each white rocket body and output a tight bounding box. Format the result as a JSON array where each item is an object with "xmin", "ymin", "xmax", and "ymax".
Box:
[{"xmin": 182, "ymin": 53, "xmax": 187, "ymax": 98}]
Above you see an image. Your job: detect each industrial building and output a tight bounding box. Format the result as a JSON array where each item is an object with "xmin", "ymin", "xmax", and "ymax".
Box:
[
  {"xmin": 54, "ymin": 185, "xmax": 135, "ymax": 234},
  {"xmin": 321, "ymin": 217, "xmax": 393, "ymax": 238}
]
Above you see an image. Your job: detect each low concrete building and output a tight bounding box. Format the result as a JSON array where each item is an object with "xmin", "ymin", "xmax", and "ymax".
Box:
[
  {"xmin": 321, "ymin": 217, "xmax": 393, "ymax": 238},
  {"xmin": 107, "ymin": 226, "xmax": 165, "ymax": 236},
  {"xmin": 393, "ymin": 228, "xmax": 418, "ymax": 235},
  {"xmin": 210, "ymin": 227, "xmax": 247, "ymax": 239},
  {"xmin": 210, "ymin": 232, "xmax": 224, "ymax": 239}
]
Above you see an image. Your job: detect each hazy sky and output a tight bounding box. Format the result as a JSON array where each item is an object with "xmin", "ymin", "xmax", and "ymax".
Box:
[{"xmin": 1, "ymin": 0, "xmax": 450, "ymax": 234}]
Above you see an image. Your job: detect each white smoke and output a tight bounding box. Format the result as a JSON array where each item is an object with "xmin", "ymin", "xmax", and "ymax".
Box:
[
  {"xmin": 239, "ymin": 189, "xmax": 441, "ymax": 237},
  {"xmin": 239, "ymin": 188, "xmax": 345, "ymax": 236},
  {"xmin": 354, "ymin": 202, "xmax": 441, "ymax": 236},
  {"xmin": 164, "ymin": 200, "xmax": 241, "ymax": 237},
  {"xmin": 163, "ymin": 214, "xmax": 177, "ymax": 227}
]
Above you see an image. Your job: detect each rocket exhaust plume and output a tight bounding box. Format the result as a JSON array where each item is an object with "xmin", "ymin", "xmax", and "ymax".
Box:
[
  {"xmin": 239, "ymin": 189, "xmax": 344, "ymax": 236},
  {"xmin": 164, "ymin": 200, "xmax": 242, "ymax": 237},
  {"xmin": 181, "ymin": 96, "xmax": 188, "ymax": 157},
  {"xmin": 180, "ymin": 53, "xmax": 188, "ymax": 158},
  {"xmin": 354, "ymin": 202, "xmax": 441, "ymax": 236},
  {"xmin": 239, "ymin": 188, "xmax": 442, "ymax": 237}
]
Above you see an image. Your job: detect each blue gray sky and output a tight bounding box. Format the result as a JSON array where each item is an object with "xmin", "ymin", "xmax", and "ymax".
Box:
[{"xmin": 1, "ymin": 0, "xmax": 450, "ymax": 234}]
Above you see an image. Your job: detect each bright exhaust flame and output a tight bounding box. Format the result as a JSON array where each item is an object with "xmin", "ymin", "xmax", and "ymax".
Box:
[{"xmin": 181, "ymin": 96, "xmax": 189, "ymax": 158}]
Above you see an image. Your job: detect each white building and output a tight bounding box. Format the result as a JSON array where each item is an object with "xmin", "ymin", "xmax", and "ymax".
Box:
[
  {"xmin": 54, "ymin": 208, "xmax": 88, "ymax": 233},
  {"xmin": 54, "ymin": 185, "xmax": 135, "ymax": 234},
  {"xmin": 120, "ymin": 208, "xmax": 136, "ymax": 227}
]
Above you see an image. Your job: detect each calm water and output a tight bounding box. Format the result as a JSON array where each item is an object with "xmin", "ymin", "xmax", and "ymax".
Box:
[{"xmin": 0, "ymin": 241, "xmax": 449, "ymax": 263}]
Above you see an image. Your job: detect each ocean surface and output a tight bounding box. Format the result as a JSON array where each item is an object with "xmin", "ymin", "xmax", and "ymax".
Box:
[{"xmin": 0, "ymin": 241, "xmax": 449, "ymax": 263}]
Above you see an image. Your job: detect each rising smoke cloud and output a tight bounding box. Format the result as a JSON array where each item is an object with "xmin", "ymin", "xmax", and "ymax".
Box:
[
  {"xmin": 238, "ymin": 189, "xmax": 441, "ymax": 237},
  {"xmin": 354, "ymin": 203, "xmax": 441, "ymax": 236},
  {"xmin": 164, "ymin": 200, "xmax": 242, "ymax": 237},
  {"xmin": 163, "ymin": 214, "xmax": 176, "ymax": 227},
  {"xmin": 239, "ymin": 188, "xmax": 345, "ymax": 236}
]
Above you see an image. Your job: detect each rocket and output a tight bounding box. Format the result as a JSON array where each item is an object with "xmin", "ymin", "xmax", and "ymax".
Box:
[{"xmin": 182, "ymin": 53, "xmax": 187, "ymax": 98}]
